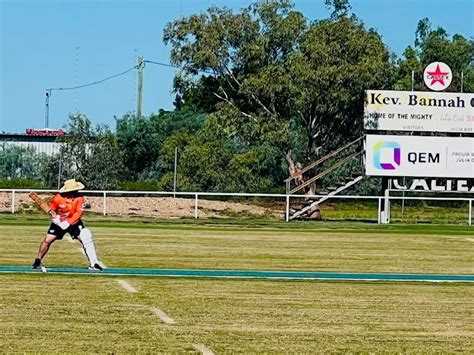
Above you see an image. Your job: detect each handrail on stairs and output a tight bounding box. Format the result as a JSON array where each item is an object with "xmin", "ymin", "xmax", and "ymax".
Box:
[
  {"xmin": 289, "ymin": 151, "xmax": 362, "ymax": 195},
  {"xmin": 285, "ymin": 136, "xmax": 364, "ymax": 194}
]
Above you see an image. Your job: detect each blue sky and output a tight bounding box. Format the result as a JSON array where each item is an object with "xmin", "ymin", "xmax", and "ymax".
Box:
[{"xmin": 1, "ymin": 0, "xmax": 473, "ymax": 133}]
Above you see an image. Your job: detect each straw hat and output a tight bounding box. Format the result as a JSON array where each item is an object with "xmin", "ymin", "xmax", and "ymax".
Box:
[{"xmin": 59, "ymin": 179, "xmax": 85, "ymax": 193}]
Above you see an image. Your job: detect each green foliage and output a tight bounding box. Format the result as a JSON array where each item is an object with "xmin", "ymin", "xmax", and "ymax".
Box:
[
  {"xmin": 172, "ymin": 125, "xmax": 236, "ymax": 192},
  {"xmin": 116, "ymin": 114, "xmax": 158, "ymax": 177},
  {"xmin": 118, "ymin": 180, "xmax": 162, "ymax": 191},
  {"xmin": 132, "ymin": 117, "xmax": 286, "ymax": 193},
  {"xmin": 0, "ymin": 178, "xmax": 42, "ymax": 189},
  {"xmin": 227, "ymin": 143, "xmax": 285, "ymax": 192},
  {"xmin": 291, "ymin": 15, "xmax": 393, "ymax": 157},
  {"xmin": 173, "ymin": 76, "xmax": 222, "ymax": 112},
  {"xmin": 0, "ymin": 145, "xmax": 47, "ymax": 180},
  {"xmin": 58, "ymin": 114, "xmax": 125, "ymax": 190},
  {"xmin": 164, "ymin": 1, "xmax": 393, "ymax": 161},
  {"xmin": 325, "ymin": 0, "xmax": 351, "ymax": 19},
  {"xmin": 396, "ymin": 18, "xmax": 474, "ymax": 92},
  {"xmin": 116, "ymin": 107, "xmax": 206, "ymax": 179},
  {"xmin": 37, "ymin": 154, "xmax": 61, "ymax": 189}
]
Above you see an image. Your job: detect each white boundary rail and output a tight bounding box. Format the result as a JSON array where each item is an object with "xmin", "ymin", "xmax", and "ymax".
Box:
[{"xmin": 1, "ymin": 189, "xmax": 472, "ymax": 226}]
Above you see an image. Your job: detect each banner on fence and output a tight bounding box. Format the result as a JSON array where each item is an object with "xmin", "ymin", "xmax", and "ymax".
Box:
[
  {"xmin": 365, "ymin": 135, "xmax": 474, "ymax": 178},
  {"xmin": 390, "ymin": 178, "xmax": 474, "ymax": 192},
  {"xmin": 364, "ymin": 90, "xmax": 474, "ymax": 133}
]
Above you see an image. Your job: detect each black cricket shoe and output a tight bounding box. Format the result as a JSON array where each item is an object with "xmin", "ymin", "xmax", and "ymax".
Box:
[
  {"xmin": 88, "ymin": 263, "xmax": 103, "ymax": 271},
  {"xmin": 32, "ymin": 258, "xmax": 42, "ymax": 269}
]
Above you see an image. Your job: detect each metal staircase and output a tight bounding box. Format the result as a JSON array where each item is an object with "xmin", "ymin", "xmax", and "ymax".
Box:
[{"xmin": 285, "ymin": 136, "xmax": 365, "ymax": 220}]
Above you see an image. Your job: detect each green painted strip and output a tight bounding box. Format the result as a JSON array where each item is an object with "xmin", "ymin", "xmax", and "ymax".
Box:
[{"xmin": 0, "ymin": 265, "xmax": 473, "ymax": 282}]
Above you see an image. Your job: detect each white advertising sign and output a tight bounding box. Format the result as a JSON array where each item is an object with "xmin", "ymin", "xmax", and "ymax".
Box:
[
  {"xmin": 364, "ymin": 90, "xmax": 474, "ymax": 133},
  {"xmin": 365, "ymin": 135, "xmax": 474, "ymax": 178}
]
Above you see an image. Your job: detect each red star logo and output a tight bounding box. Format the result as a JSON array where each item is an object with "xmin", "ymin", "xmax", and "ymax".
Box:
[{"xmin": 427, "ymin": 64, "xmax": 449, "ymax": 86}]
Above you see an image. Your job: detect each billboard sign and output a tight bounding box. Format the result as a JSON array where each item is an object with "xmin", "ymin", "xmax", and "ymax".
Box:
[
  {"xmin": 364, "ymin": 90, "xmax": 474, "ymax": 133},
  {"xmin": 365, "ymin": 135, "xmax": 474, "ymax": 178}
]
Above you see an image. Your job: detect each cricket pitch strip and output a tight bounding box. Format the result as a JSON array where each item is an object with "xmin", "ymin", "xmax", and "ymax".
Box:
[{"xmin": 0, "ymin": 265, "xmax": 473, "ymax": 282}]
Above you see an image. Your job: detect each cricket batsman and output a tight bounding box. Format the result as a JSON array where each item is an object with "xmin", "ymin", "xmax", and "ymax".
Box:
[{"xmin": 31, "ymin": 179, "xmax": 103, "ymax": 271}]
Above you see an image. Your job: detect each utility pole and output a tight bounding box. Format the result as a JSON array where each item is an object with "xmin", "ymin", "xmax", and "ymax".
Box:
[
  {"xmin": 136, "ymin": 56, "xmax": 144, "ymax": 118},
  {"xmin": 45, "ymin": 89, "xmax": 51, "ymax": 128}
]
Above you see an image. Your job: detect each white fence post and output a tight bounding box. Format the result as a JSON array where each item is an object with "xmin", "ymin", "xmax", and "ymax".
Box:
[
  {"xmin": 11, "ymin": 190, "xmax": 15, "ymax": 214},
  {"xmin": 285, "ymin": 195, "xmax": 290, "ymax": 222},
  {"xmin": 194, "ymin": 194, "xmax": 199, "ymax": 219},
  {"xmin": 377, "ymin": 197, "xmax": 381, "ymax": 224},
  {"xmin": 103, "ymin": 192, "xmax": 107, "ymax": 216},
  {"xmin": 469, "ymin": 199, "xmax": 472, "ymax": 226},
  {"xmin": 382, "ymin": 188, "xmax": 390, "ymax": 224}
]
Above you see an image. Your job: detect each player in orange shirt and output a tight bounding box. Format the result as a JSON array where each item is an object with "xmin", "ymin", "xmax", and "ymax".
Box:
[{"xmin": 32, "ymin": 179, "xmax": 103, "ymax": 271}]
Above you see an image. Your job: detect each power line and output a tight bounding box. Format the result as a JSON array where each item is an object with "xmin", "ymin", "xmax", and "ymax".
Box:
[
  {"xmin": 47, "ymin": 64, "xmax": 138, "ymax": 92},
  {"xmin": 145, "ymin": 59, "xmax": 213, "ymax": 74},
  {"xmin": 43, "ymin": 58, "xmax": 212, "ymax": 127},
  {"xmin": 144, "ymin": 60, "xmax": 180, "ymax": 69},
  {"xmin": 47, "ymin": 59, "xmax": 209, "ymax": 93}
]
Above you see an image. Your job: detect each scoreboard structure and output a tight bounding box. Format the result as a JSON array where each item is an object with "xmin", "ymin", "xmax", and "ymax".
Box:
[{"xmin": 363, "ymin": 89, "xmax": 473, "ymax": 223}]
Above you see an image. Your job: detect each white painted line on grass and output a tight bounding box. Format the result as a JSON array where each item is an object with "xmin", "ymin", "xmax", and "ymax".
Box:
[
  {"xmin": 117, "ymin": 279, "xmax": 137, "ymax": 293},
  {"xmin": 465, "ymin": 238, "xmax": 474, "ymax": 243},
  {"xmin": 121, "ymin": 304, "xmax": 143, "ymax": 308},
  {"xmin": 150, "ymin": 307, "xmax": 176, "ymax": 325},
  {"xmin": 193, "ymin": 344, "xmax": 214, "ymax": 355}
]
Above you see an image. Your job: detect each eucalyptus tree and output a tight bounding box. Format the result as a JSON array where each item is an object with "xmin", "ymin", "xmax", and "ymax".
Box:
[{"xmin": 164, "ymin": 0, "xmax": 392, "ymax": 162}]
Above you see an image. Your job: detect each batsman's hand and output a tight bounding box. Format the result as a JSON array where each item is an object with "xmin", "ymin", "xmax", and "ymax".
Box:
[{"xmin": 52, "ymin": 216, "xmax": 61, "ymax": 225}]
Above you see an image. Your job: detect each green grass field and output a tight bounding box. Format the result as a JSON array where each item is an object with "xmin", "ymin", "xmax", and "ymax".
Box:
[{"xmin": 1, "ymin": 216, "xmax": 473, "ymax": 353}]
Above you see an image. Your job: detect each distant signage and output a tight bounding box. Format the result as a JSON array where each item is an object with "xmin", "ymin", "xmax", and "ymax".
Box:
[
  {"xmin": 365, "ymin": 135, "xmax": 474, "ymax": 178},
  {"xmin": 26, "ymin": 129, "xmax": 65, "ymax": 136},
  {"xmin": 423, "ymin": 62, "xmax": 452, "ymax": 91},
  {"xmin": 390, "ymin": 178, "xmax": 473, "ymax": 192},
  {"xmin": 364, "ymin": 90, "xmax": 474, "ymax": 133}
]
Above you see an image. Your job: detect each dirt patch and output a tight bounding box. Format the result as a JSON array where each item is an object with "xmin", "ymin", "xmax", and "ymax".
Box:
[{"xmin": 0, "ymin": 192, "xmax": 280, "ymax": 219}]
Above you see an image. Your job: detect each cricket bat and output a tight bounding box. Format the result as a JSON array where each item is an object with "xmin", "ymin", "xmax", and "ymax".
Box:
[{"xmin": 29, "ymin": 192, "xmax": 57, "ymax": 217}]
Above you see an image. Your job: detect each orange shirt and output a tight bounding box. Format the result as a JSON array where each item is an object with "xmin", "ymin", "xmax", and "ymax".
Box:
[{"xmin": 49, "ymin": 193, "xmax": 85, "ymax": 225}]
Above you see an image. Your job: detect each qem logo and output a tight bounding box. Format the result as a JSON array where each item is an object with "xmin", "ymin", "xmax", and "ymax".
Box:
[
  {"xmin": 423, "ymin": 62, "xmax": 452, "ymax": 91},
  {"xmin": 373, "ymin": 141, "xmax": 401, "ymax": 170}
]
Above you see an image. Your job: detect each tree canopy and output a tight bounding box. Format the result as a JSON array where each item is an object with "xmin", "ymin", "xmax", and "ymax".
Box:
[
  {"xmin": 164, "ymin": 0, "xmax": 393, "ymax": 161},
  {"xmin": 396, "ymin": 18, "xmax": 474, "ymax": 92}
]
